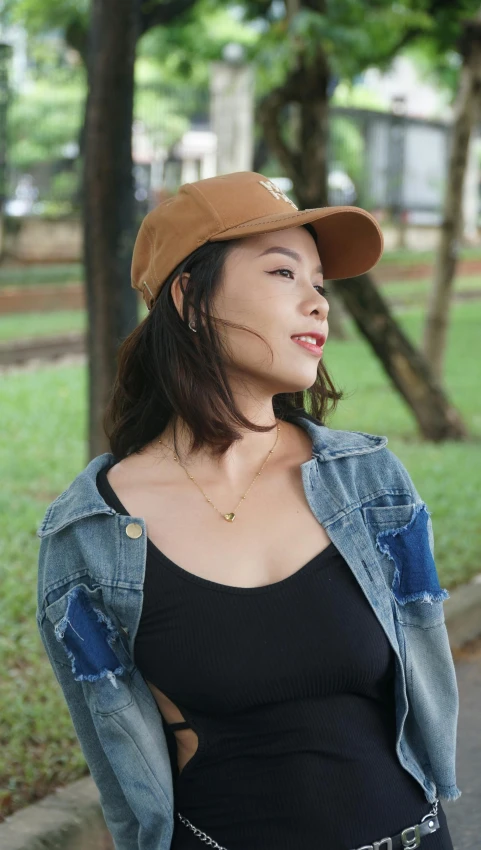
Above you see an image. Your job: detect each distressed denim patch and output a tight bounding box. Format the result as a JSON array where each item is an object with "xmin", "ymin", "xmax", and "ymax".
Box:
[
  {"xmin": 376, "ymin": 503, "xmax": 449, "ymax": 605},
  {"xmin": 54, "ymin": 585, "xmax": 125, "ymax": 686}
]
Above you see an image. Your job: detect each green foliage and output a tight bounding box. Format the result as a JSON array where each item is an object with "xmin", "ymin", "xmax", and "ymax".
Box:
[
  {"xmin": 50, "ymin": 166, "xmax": 79, "ymax": 200},
  {"xmin": 328, "ymin": 116, "xmax": 364, "ymax": 192},
  {"xmin": 331, "ymin": 80, "xmax": 387, "ymax": 111},
  {"xmin": 7, "ymin": 76, "xmax": 84, "ymax": 169},
  {"xmin": 250, "ymin": 0, "xmax": 434, "ymax": 92},
  {"xmin": 6, "ymin": 1, "xmax": 259, "ymax": 189},
  {"xmin": 403, "ymin": 41, "xmax": 462, "ymax": 102},
  {"xmin": 7, "ymin": 0, "xmax": 481, "ymax": 218},
  {"xmin": 245, "ymin": 0, "xmax": 481, "ymax": 105},
  {"xmin": 24, "ymin": 34, "xmax": 84, "ymax": 80},
  {"xmin": 8, "ymin": 0, "xmax": 481, "ymax": 100},
  {"xmin": 134, "ymin": 77, "xmax": 193, "ymax": 150},
  {"xmin": 5, "ymin": 0, "xmax": 88, "ymax": 34},
  {"xmin": 137, "ymin": 0, "xmax": 259, "ymax": 86}
]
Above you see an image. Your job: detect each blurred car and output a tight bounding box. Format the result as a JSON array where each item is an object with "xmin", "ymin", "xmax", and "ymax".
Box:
[
  {"xmin": 328, "ymin": 168, "xmax": 357, "ymax": 205},
  {"xmin": 4, "ymin": 174, "xmax": 39, "ymax": 216}
]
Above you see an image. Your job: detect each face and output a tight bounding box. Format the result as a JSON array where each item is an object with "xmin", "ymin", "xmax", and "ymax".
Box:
[{"xmin": 208, "ymin": 226, "xmax": 329, "ymax": 396}]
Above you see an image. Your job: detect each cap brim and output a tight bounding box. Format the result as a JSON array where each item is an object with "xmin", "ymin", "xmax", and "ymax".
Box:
[{"xmin": 213, "ymin": 205, "xmax": 383, "ymax": 279}]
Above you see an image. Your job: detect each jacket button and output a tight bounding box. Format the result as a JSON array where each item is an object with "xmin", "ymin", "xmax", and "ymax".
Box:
[{"xmin": 126, "ymin": 522, "xmax": 143, "ymax": 539}]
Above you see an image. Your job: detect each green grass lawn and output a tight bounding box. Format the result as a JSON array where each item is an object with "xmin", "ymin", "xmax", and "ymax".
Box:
[
  {"xmin": 0, "ymin": 263, "xmax": 82, "ymax": 288},
  {"xmin": 0, "ymin": 366, "xmax": 88, "ymax": 817},
  {"xmin": 377, "ymin": 244, "xmax": 481, "ymax": 266},
  {"xmin": 377, "ymin": 275, "xmax": 481, "ymax": 306},
  {"xmin": 1, "ymin": 300, "xmax": 480, "ymax": 818},
  {"xmin": 0, "ymin": 309, "xmax": 87, "ymax": 343}
]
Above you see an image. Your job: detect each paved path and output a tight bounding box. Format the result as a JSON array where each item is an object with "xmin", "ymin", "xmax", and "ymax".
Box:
[{"xmin": 444, "ymin": 637, "xmax": 481, "ymax": 849}]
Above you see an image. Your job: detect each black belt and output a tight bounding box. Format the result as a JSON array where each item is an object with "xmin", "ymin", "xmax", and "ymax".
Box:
[{"xmin": 351, "ymin": 799, "xmax": 440, "ymax": 850}]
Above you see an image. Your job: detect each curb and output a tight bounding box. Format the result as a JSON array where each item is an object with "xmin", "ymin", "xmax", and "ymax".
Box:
[
  {"xmin": 2, "ymin": 577, "xmax": 480, "ymax": 850},
  {"xmin": 0, "ymin": 778, "xmax": 112, "ymax": 850}
]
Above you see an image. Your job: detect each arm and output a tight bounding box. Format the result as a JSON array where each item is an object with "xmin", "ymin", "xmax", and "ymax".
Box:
[
  {"xmin": 382, "ymin": 450, "xmax": 461, "ymax": 800},
  {"xmin": 36, "ymin": 531, "xmax": 141, "ymax": 850},
  {"xmin": 37, "ymin": 613, "xmax": 141, "ymax": 849}
]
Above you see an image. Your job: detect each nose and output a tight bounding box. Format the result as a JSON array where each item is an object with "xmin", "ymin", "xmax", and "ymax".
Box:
[{"xmin": 312, "ymin": 295, "xmax": 329, "ymax": 320}]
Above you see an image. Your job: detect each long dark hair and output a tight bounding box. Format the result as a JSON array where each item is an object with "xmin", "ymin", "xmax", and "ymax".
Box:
[{"xmin": 103, "ymin": 224, "xmax": 342, "ymax": 460}]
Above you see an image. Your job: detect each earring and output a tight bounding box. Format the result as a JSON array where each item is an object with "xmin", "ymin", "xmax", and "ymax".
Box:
[{"xmin": 189, "ymin": 319, "xmax": 197, "ymax": 333}]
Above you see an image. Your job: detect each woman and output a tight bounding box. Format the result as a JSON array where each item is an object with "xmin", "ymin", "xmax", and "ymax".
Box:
[{"xmin": 36, "ymin": 171, "xmax": 460, "ymax": 850}]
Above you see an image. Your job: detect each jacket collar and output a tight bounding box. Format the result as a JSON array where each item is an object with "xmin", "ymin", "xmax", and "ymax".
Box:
[{"xmin": 37, "ymin": 412, "xmax": 387, "ymax": 539}]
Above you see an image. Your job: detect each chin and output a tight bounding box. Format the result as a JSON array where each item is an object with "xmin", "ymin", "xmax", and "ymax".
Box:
[{"xmin": 271, "ymin": 373, "xmax": 319, "ymax": 394}]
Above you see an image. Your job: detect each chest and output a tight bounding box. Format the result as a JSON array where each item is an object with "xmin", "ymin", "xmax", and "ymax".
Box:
[
  {"xmin": 107, "ymin": 457, "xmax": 331, "ymax": 590},
  {"xmin": 137, "ymin": 545, "xmax": 395, "ymax": 707}
]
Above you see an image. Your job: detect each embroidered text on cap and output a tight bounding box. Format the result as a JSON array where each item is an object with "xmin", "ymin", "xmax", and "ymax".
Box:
[{"xmin": 259, "ymin": 180, "xmax": 298, "ymax": 210}]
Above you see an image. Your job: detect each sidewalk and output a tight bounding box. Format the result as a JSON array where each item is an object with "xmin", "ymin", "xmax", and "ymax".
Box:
[{"xmin": 1, "ymin": 571, "xmax": 480, "ymax": 850}]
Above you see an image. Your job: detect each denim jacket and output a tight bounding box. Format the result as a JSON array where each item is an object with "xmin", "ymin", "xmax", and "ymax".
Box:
[{"xmin": 36, "ymin": 412, "xmax": 461, "ymax": 850}]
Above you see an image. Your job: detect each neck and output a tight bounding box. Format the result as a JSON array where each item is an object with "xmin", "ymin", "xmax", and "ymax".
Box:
[{"xmin": 157, "ymin": 412, "xmax": 282, "ymax": 488}]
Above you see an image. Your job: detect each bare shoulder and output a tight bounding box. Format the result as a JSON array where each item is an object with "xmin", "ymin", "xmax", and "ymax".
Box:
[
  {"xmin": 278, "ymin": 418, "xmax": 315, "ymax": 467},
  {"xmin": 106, "ymin": 444, "xmax": 174, "ymax": 491}
]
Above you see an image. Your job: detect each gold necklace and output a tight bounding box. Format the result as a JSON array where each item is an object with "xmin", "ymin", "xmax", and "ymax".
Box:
[{"xmin": 158, "ymin": 423, "xmax": 281, "ymax": 522}]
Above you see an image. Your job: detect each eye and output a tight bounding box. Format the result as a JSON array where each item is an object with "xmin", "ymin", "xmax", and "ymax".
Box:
[
  {"xmin": 314, "ymin": 285, "xmax": 329, "ymax": 297},
  {"xmin": 271, "ymin": 267, "xmax": 295, "ymax": 279}
]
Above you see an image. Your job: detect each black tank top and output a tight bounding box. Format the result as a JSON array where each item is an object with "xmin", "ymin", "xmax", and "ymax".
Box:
[{"xmin": 97, "ymin": 466, "xmax": 452, "ymax": 850}]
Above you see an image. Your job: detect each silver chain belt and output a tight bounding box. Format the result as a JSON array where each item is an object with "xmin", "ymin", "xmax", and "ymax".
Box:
[
  {"xmin": 176, "ymin": 797, "xmax": 439, "ymax": 850},
  {"xmin": 176, "ymin": 811, "xmax": 228, "ymax": 849}
]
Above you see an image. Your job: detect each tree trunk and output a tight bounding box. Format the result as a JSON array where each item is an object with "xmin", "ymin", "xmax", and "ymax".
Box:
[
  {"xmin": 334, "ymin": 275, "xmax": 467, "ymax": 441},
  {"xmin": 83, "ymin": 0, "xmax": 140, "ymax": 460},
  {"xmin": 258, "ymin": 0, "xmax": 468, "ymax": 441},
  {"xmin": 423, "ymin": 16, "xmax": 481, "ymax": 382}
]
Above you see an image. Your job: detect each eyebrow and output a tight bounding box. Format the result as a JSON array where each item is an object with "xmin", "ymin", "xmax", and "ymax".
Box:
[{"xmin": 258, "ymin": 246, "xmax": 323, "ymax": 275}]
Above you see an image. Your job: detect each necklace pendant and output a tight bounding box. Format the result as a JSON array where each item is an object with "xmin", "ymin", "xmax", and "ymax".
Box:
[{"xmin": 224, "ymin": 513, "xmax": 236, "ymax": 522}]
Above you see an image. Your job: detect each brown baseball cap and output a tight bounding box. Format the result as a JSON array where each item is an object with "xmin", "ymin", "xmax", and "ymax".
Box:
[{"xmin": 131, "ymin": 170, "xmax": 384, "ymax": 311}]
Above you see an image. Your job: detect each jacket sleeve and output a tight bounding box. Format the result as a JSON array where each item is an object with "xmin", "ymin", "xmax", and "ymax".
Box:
[
  {"xmin": 37, "ymin": 602, "xmax": 141, "ymax": 849},
  {"xmin": 383, "ymin": 449, "xmax": 462, "ymax": 800},
  {"xmin": 383, "ymin": 447, "xmax": 441, "ymax": 568}
]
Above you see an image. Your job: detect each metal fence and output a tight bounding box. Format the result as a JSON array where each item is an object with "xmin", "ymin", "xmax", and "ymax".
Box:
[
  {"xmin": 325, "ymin": 106, "xmax": 462, "ymax": 223},
  {"xmin": 257, "ymin": 105, "xmax": 480, "ymax": 225}
]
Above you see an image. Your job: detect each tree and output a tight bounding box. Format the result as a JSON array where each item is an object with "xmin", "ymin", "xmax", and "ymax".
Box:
[
  {"xmin": 83, "ymin": 0, "xmax": 200, "ymax": 457},
  {"xmin": 9, "ymin": 0, "xmax": 201, "ymax": 457},
  {"xmin": 10, "ymin": 0, "xmax": 256, "ymax": 458},
  {"xmin": 9, "ymin": 0, "xmax": 479, "ymax": 446},
  {"xmin": 249, "ymin": 0, "xmax": 472, "ymax": 440},
  {"xmin": 4, "ymin": 0, "xmax": 90, "ymax": 62},
  {"xmin": 423, "ymin": 13, "xmax": 481, "ymax": 381}
]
